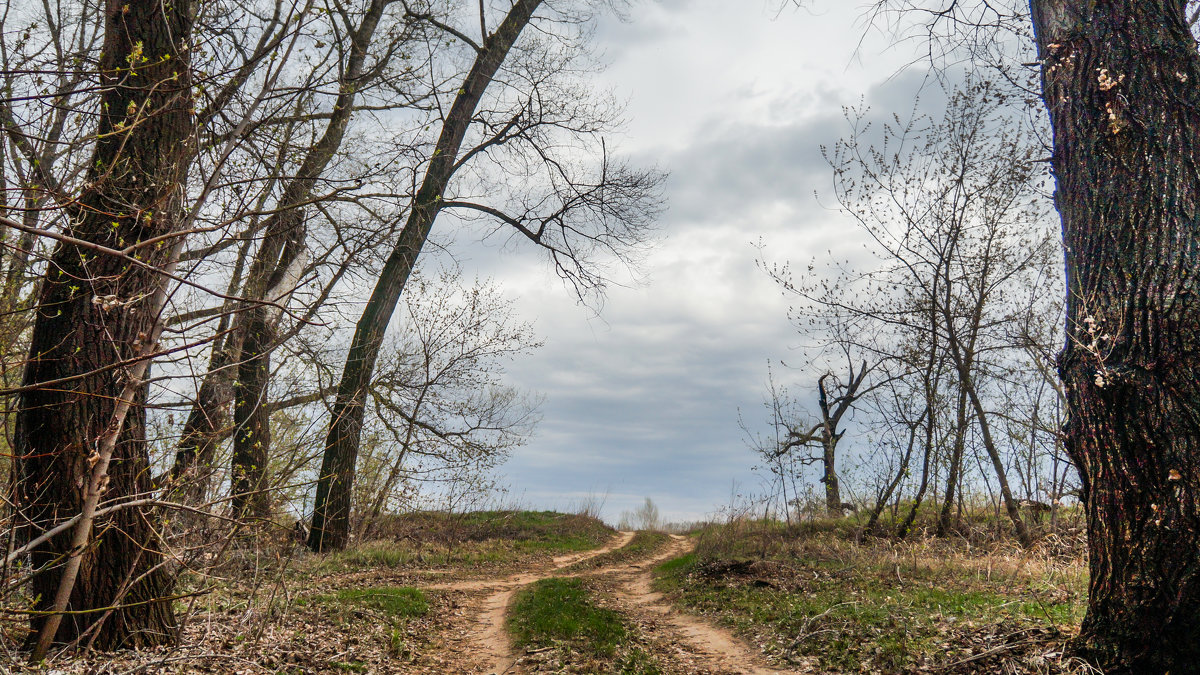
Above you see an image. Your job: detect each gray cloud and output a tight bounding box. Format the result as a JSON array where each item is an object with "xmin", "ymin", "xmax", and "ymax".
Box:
[{"xmin": 425, "ymin": 0, "xmax": 940, "ymax": 524}]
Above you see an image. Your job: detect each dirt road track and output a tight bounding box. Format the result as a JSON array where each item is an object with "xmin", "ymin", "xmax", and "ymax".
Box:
[
  {"xmin": 611, "ymin": 535, "xmax": 792, "ymax": 675},
  {"xmin": 424, "ymin": 532, "xmax": 798, "ymax": 674}
]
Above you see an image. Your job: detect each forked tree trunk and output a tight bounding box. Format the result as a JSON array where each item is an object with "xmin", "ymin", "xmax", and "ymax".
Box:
[
  {"xmin": 1031, "ymin": 1, "xmax": 1200, "ymax": 670},
  {"xmin": 308, "ymin": 0, "xmax": 544, "ymax": 552},
  {"xmin": 12, "ymin": 0, "xmax": 193, "ymax": 648}
]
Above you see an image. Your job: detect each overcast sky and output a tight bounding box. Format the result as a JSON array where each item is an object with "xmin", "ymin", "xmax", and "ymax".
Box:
[{"xmin": 444, "ymin": 0, "xmax": 937, "ymax": 524}]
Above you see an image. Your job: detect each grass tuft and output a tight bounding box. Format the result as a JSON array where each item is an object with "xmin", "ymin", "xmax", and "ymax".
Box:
[
  {"xmin": 508, "ymin": 577, "xmax": 664, "ymax": 673},
  {"xmin": 304, "ymin": 586, "xmax": 429, "ymax": 619},
  {"xmin": 509, "ymin": 577, "xmax": 628, "ymax": 657}
]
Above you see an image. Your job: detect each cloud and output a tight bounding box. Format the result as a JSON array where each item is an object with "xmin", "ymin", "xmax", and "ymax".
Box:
[{"xmin": 424, "ymin": 0, "xmax": 943, "ymax": 524}]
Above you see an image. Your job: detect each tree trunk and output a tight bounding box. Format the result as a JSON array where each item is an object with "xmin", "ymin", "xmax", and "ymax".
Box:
[
  {"xmin": 231, "ymin": 307, "xmax": 274, "ymax": 521},
  {"xmin": 168, "ymin": 236, "xmax": 252, "ymax": 505},
  {"xmin": 13, "ymin": 0, "xmax": 193, "ymax": 648},
  {"xmin": 308, "ymin": 0, "xmax": 544, "ymax": 552},
  {"xmin": 821, "ymin": 439, "xmax": 841, "ymax": 513},
  {"xmin": 170, "ymin": 337, "xmax": 238, "ymax": 504},
  {"xmin": 936, "ymin": 384, "xmax": 970, "ymax": 535},
  {"xmin": 225, "ymin": 0, "xmax": 389, "ymax": 517},
  {"xmin": 1031, "ymin": 1, "xmax": 1200, "ymax": 670}
]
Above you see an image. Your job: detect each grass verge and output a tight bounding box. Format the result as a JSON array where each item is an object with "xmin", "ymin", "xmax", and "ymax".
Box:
[
  {"xmin": 314, "ymin": 510, "xmax": 615, "ymax": 575},
  {"xmin": 560, "ymin": 531, "xmax": 670, "ymax": 573},
  {"xmin": 508, "ymin": 577, "xmax": 663, "ymax": 673},
  {"xmin": 654, "ymin": 521, "xmax": 1088, "ymax": 673},
  {"xmin": 308, "ymin": 586, "xmax": 430, "ymax": 618}
]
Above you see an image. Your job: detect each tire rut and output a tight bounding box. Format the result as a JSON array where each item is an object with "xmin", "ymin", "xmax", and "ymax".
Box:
[
  {"xmin": 425, "ymin": 530, "xmax": 636, "ymax": 674},
  {"xmin": 422, "ymin": 531, "xmax": 797, "ymax": 674},
  {"xmin": 607, "ymin": 535, "xmax": 796, "ymax": 674}
]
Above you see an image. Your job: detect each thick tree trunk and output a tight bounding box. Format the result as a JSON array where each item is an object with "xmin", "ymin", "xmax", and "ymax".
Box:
[
  {"xmin": 308, "ymin": 0, "xmax": 544, "ymax": 552},
  {"xmin": 1032, "ymin": 1, "xmax": 1200, "ymax": 670},
  {"xmin": 12, "ymin": 0, "xmax": 193, "ymax": 648}
]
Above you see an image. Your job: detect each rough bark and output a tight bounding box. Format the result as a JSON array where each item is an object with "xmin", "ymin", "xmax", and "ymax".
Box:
[
  {"xmin": 1031, "ymin": 1, "xmax": 1200, "ymax": 670},
  {"xmin": 308, "ymin": 0, "xmax": 545, "ymax": 552},
  {"xmin": 12, "ymin": 0, "xmax": 193, "ymax": 648}
]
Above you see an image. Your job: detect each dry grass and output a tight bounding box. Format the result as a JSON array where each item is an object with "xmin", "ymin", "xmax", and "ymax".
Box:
[
  {"xmin": 656, "ymin": 514, "xmax": 1092, "ymax": 674},
  {"xmin": 5, "ymin": 509, "xmax": 613, "ymax": 673}
]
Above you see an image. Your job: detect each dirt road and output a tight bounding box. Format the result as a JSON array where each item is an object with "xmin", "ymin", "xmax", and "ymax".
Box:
[{"xmin": 422, "ymin": 532, "xmax": 798, "ymax": 674}]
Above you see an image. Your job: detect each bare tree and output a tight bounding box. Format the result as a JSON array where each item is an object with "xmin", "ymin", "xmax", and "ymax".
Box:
[
  {"xmin": 166, "ymin": 0, "xmax": 428, "ymax": 512},
  {"xmin": 776, "ymin": 355, "xmax": 875, "ymax": 514},
  {"xmin": 856, "ymin": 0, "xmax": 1200, "ymax": 666},
  {"xmin": 353, "ymin": 268, "xmax": 542, "ymax": 538},
  {"xmin": 769, "ymin": 77, "xmax": 1057, "ymax": 546},
  {"xmin": 307, "ymin": 0, "xmax": 664, "ymax": 551},
  {"xmin": 742, "ymin": 366, "xmax": 804, "ymax": 524}
]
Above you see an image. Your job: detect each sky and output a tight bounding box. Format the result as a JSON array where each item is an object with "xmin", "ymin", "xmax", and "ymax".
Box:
[{"xmin": 443, "ymin": 0, "xmax": 939, "ymax": 525}]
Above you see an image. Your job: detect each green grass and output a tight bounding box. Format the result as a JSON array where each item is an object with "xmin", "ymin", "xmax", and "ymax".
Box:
[
  {"xmin": 561, "ymin": 531, "xmax": 669, "ymax": 572},
  {"xmin": 313, "ymin": 510, "xmax": 615, "ymax": 574},
  {"xmin": 656, "ymin": 551, "xmax": 695, "ymax": 576},
  {"xmin": 334, "ymin": 587, "xmax": 428, "ymax": 617},
  {"xmin": 316, "ymin": 540, "xmax": 511, "ymax": 573},
  {"xmin": 373, "ymin": 509, "xmax": 613, "ymax": 551},
  {"xmin": 301, "ymin": 586, "xmax": 428, "ymax": 619},
  {"xmin": 508, "ymin": 577, "xmax": 661, "ymax": 673},
  {"xmin": 654, "ymin": 525, "xmax": 1086, "ymax": 672},
  {"xmin": 509, "ymin": 578, "xmax": 628, "ymax": 656},
  {"xmin": 611, "ymin": 531, "xmax": 669, "ymax": 557}
]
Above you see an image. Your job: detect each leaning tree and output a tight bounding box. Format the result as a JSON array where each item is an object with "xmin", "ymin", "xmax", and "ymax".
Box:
[{"xmin": 307, "ymin": 0, "xmax": 664, "ymax": 551}]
